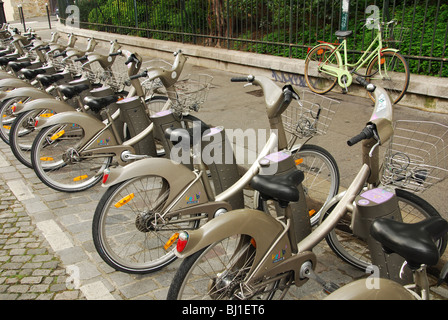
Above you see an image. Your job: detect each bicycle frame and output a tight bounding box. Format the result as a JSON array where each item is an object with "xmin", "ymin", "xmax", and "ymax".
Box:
[{"xmin": 173, "ymin": 83, "xmax": 412, "ymax": 293}]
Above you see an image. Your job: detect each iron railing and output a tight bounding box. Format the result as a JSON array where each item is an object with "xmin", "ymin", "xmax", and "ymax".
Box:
[{"xmin": 58, "ymin": 0, "xmax": 448, "ymax": 77}]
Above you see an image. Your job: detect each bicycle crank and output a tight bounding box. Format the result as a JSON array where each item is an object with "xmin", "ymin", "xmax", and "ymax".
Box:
[{"xmin": 300, "ymin": 261, "xmax": 339, "ymax": 294}]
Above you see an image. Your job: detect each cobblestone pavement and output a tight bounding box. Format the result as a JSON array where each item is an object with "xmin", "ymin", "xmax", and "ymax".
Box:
[{"xmin": 0, "ymin": 179, "xmax": 84, "ymax": 300}]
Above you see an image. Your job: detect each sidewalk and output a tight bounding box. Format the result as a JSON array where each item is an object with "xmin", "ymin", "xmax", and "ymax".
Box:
[{"xmin": 0, "ymin": 16, "xmax": 447, "ymax": 301}]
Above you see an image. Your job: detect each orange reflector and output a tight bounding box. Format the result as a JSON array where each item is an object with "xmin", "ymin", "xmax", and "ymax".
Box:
[
  {"xmin": 309, "ymin": 209, "xmax": 316, "ymax": 217},
  {"xmin": 250, "ymin": 238, "xmax": 257, "ymax": 248},
  {"xmin": 73, "ymin": 175, "xmax": 88, "ymax": 182},
  {"xmin": 164, "ymin": 233, "xmax": 179, "ymax": 251},
  {"xmin": 317, "ymin": 49, "xmax": 324, "ymax": 55},
  {"xmin": 40, "ymin": 113, "xmax": 54, "ymax": 118},
  {"xmin": 114, "ymin": 193, "xmax": 135, "ymax": 208},
  {"xmin": 295, "ymin": 158, "xmax": 303, "ymax": 165},
  {"xmin": 50, "ymin": 130, "xmax": 65, "ymax": 140},
  {"xmin": 40, "ymin": 157, "xmax": 54, "ymax": 161},
  {"xmin": 3, "ymin": 125, "xmax": 10, "ymax": 130},
  {"xmin": 380, "ymin": 58, "xmax": 385, "ymax": 65}
]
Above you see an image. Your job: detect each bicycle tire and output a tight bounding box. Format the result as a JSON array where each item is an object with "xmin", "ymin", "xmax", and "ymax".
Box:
[
  {"xmin": 304, "ymin": 44, "xmax": 341, "ymax": 94},
  {"xmin": 324, "ymin": 188, "xmax": 447, "ymax": 271},
  {"xmin": 31, "ymin": 123, "xmax": 112, "ymax": 192},
  {"xmin": 254, "ymin": 144, "xmax": 340, "ymax": 226},
  {"xmin": 9, "ymin": 110, "xmax": 43, "ymax": 168},
  {"xmin": 0, "ymin": 97, "xmax": 25, "ymax": 144},
  {"xmin": 167, "ymin": 234, "xmax": 292, "ymax": 300},
  {"xmin": 92, "ymin": 175, "xmax": 200, "ymax": 274},
  {"xmin": 366, "ymin": 50, "xmax": 410, "ymax": 104}
]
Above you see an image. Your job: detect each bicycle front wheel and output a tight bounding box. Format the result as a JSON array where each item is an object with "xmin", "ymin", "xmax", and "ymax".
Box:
[
  {"xmin": 366, "ymin": 50, "xmax": 410, "ymax": 104},
  {"xmin": 304, "ymin": 44, "xmax": 341, "ymax": 94},
  {"xmin": 167, "ymin": 235, "xmax": 292, "ymax": 300},
  {"xmin": 31, "ymin": 123, "xmax": 111, "ymax": 192},
  {"xmin": 325, "ymin": 188, "xmax": 447, "ymax": 271},
  {"xmin": 92, "ymin": 175, "xmax": 200, "ymax": 274}
]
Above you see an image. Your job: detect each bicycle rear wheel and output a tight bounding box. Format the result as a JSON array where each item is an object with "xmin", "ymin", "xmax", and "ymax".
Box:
[
  {"xmin": 10, "ymin": 110, "xmax": 47, "ymax": 168},
  {"xmin": 304, "ymin": 44, "xmax": 341, "ymax": 94},
  {"xmin": 324, "ymin": 188, "xmax": 447, "ymax": 271},
  {"xmin": 0, "ymin": 97, "xmax": 25, "ymax": 144},
  {"xmin": 31, "ymin": 123, "xmax": 111, "ymax": 192},
  {"xmin": 366, "ymin": 50, "xmax": 410, "ymax": 104},
  {"xmin": 92, "ymin": 175, "xmax": 200, "ymax": 273}
]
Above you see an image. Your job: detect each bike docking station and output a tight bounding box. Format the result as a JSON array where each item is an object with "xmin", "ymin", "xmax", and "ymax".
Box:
[{"xmin": 354, "ymin": 187, "xmax": 413, "ymax": 285}]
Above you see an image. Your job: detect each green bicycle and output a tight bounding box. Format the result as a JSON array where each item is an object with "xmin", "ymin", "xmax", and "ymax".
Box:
[{"xmin": 304, "ymin": 19, "xmax": 410, "ymax": 104}]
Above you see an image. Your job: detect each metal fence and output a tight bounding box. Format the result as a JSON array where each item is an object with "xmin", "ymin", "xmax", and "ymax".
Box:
[{"xmin": 58, "ymin": 0, "xmax": 448, "ymax": 77}]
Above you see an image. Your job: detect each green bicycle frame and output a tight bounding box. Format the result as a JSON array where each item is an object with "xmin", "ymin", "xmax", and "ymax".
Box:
[{"xmin": 317, "ymin": 27, "xmax": 398, "ymax": 88}]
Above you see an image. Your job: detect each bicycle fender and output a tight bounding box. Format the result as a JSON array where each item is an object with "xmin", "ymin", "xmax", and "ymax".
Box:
[
  {"xmin": 0, "ymin": 87, "xmax": 53, "ymax": 104},
  {"xmin": 15, "ymin": 98, "xmax": 75, "ymax": 115},
  {"xmin": 380, "ymin": 48, "xmax": 399, "ymax": 54},
  {"xmin": 175, "ymin": 209, "xmax": 285, "ymax": 261},
  {"xmin": 325, "ymin": 278, "xmax": 415, "ymax": 300},
  {"xmin": 0, "ymin": 78, "xmax": 33, "ymax": 89},
  {"xmin": 102, "ymin": 157, "xmax": 202, "ymax": 212}
]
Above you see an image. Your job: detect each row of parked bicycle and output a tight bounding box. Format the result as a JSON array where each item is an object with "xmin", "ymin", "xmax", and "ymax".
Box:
[{"xmin": 0, "ymin": 23, "xmax": 447, "ymax": 300}]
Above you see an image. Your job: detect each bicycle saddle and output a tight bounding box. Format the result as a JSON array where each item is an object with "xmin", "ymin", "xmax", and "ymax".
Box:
[
  {"xmin": 21, "ymin": 67, "xmax": 47, "ymax": 80},
  {"xmin": 58, "ymin": 83, "xmax": 90, "ymax": 99},
  {"xmin": 36, "ymin": 73, "xmax": 65, "ymax": 87},
  {"xmin": 9, "ymin": 60, "xmax": 31, "ymax": 72},
  {"xmin": 371, "ymin": 216, "xmax": 448, "ymax": 269},
  {"xmin": 0, "ymin": 56, "xmax": 17, "ymax": 65},
  {"xmin": 164, "ymin": 120, "xmax": 211, "ymax": 147},
  {"xmin": 84, "ymin": 95, "xmax": 119, "ymax": 113},
  {"xmin": 250, "ymin": 169, "xmax": 304, "ymax": 207},
  {"xmin": 335, "ymin": 30, "xmax": 353, "ymax": 38}
]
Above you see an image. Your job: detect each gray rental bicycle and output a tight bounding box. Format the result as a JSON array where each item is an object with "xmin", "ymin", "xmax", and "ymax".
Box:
[{"xmin": 166, "ymin": 78, "xmax": 447, "ymax": 300}]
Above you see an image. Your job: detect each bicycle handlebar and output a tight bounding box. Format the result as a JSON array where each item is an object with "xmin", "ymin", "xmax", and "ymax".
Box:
[
  {"xmin": 230, "ymin": 75, "xmax": 255, "ymax": 83},
  {"xmin": 356, "ymin": 76, "xmax": 376, "ymax": 92},
  {"xmin": 74, "ymin": 55, "xmax": 88, "ymax": 62},
  {"xmin": 347, "ymin": 125, "xmax": 375, "ymax": 146},
  {"xmin": 129, "ymin": 70, "xmax": 148, "ymax": 80},
  {"xmin": 108, "ymin": 50, "xmax": 122, "ymax": 57}
]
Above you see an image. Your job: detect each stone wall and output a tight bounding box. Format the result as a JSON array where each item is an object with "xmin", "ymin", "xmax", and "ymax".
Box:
[{"xmin": 4, "ymin": 0, "xmax": 47, "ymax": 21}]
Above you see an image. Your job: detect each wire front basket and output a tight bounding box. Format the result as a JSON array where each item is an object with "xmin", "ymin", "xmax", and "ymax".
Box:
[
  {"xmin": 381, "ymin": 120, "xmax": 448, "ymax": 193},
  {"xmin": 142, "ymin": 73, "xmax": 213, "ymax": 114},
  {"xmin": 282, "ymin": 89, "xmax": 340, "ymax": 138},
  {"xmin": 171, "ymin": 73, "xmax": 213, "ymax": 113},
  {"xmin": 382, "ymin": 25, "xmax": 409, "ymax": 44}
]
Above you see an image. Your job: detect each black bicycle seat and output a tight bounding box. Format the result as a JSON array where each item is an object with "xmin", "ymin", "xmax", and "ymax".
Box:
[
  {"xmin": 371, "ymin": 216, "xmax": 448, "ymax": 269},
  {"xmin": 84, "ymin": 95, "xmax": 119, "ymax": 113},
  {"xmin": 9, "ymin": 61, "xmax": 31, "ymax": 72},
  {"xmin": 335, "ymin": 30, "xmax": 353, "ymax": 38},
  {"xmin": 0, "ymin": 56, "xmax": 17, "ymax": 65},
  {"xmin": 58, "ymin": 83, "xmax": 90, "ymax": 99},
  {"xmin": 250, "ymin": 169, "xmax": 304, "ymax": 207},
  {"xmin": 36, "ymin": 73, "xmax": 65, "ymax": 87},
  {"xmin": 21, "ymin": 67, "xmax": 47, "ymax": 80}
]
